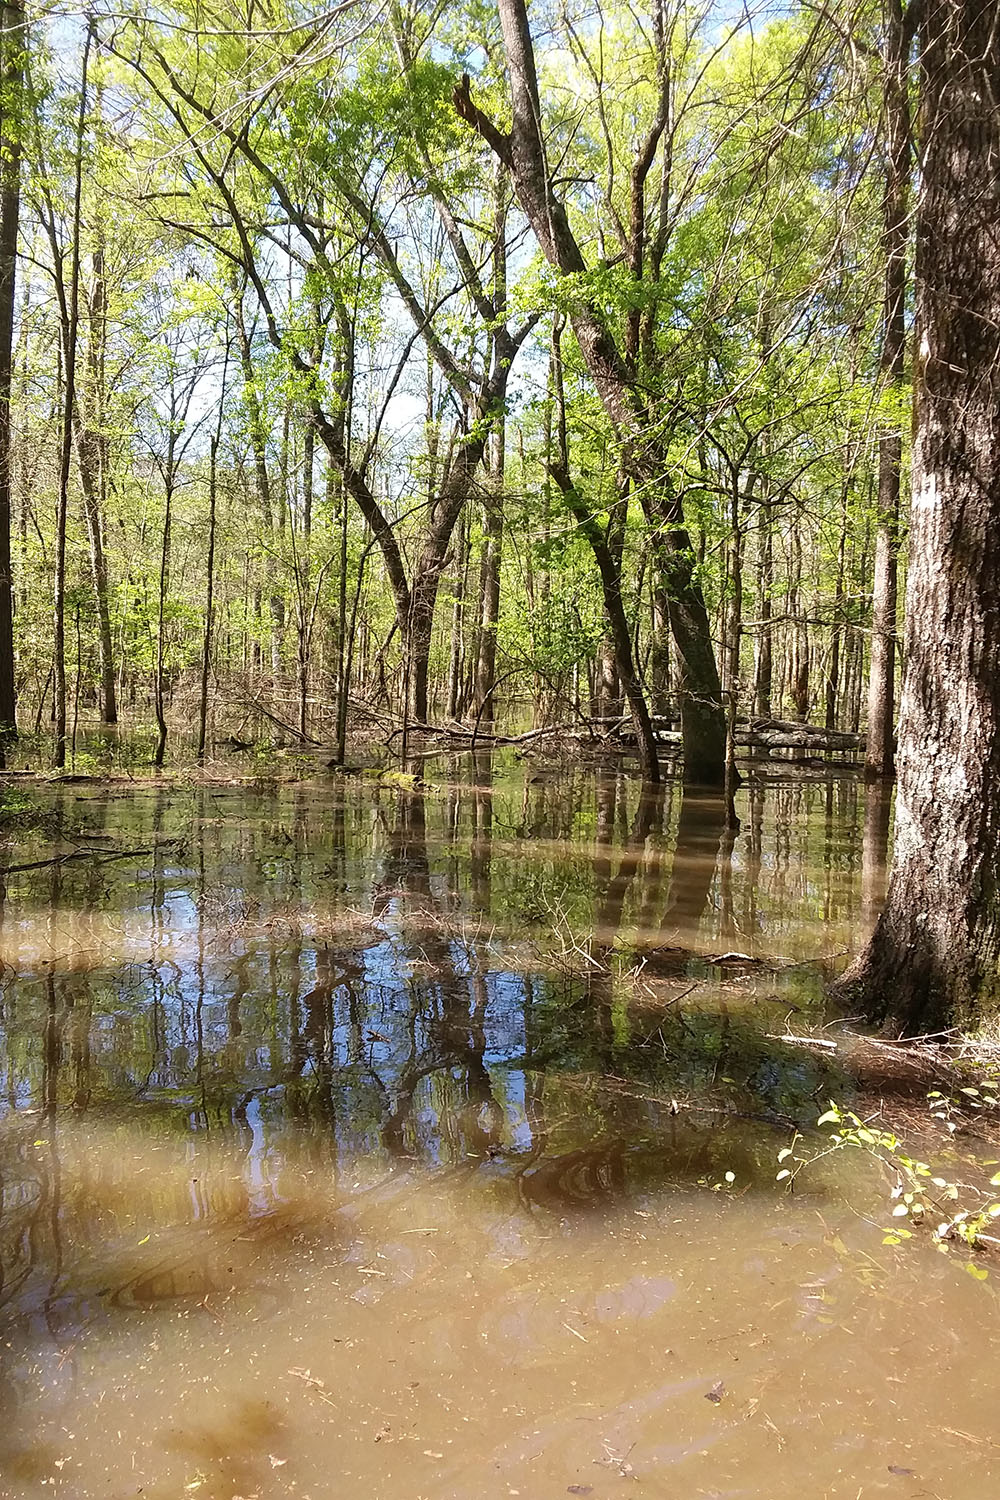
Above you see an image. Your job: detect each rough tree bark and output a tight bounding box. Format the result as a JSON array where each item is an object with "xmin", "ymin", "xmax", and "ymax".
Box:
[{"xmin": 838, "ymin": 0, "xmax": 1000, "ymax": 1031}]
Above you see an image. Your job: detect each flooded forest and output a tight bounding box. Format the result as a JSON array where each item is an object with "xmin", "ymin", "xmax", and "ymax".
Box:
[{"xmin": 1, "ymin": 0, "xmax": 1000, "ymax": 1495}]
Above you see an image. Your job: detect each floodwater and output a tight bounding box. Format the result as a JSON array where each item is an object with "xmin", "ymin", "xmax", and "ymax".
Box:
[{"xmin": 0, "ymin": 757, "xmax": 997, "ymax": 1499}]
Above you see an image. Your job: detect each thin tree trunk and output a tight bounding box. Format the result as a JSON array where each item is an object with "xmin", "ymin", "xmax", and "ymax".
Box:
[
  {"xmin": 827, "ymin": 483, "xmax": 849, "ymax": 731},
  {"xmin": 475, "ymin": 424, "xmax": 503, "ymax": 725},
  {"xmin": 297, "ymin": 416, "xmax": 313, "ymax": 740},
  {"xmin": 76, "ymin": 61, "xmax": 116, "ymax": 727},
  {"xmin": 0, "ymin": 0, "xmax": 23, "ymax": 743},
  {"xmin": 549, "ymin": 321, "xmax": 658, "ymax": 784},
  {"xmin": 198, "ymin": 409, "xmax": 223, "ymax": 761},
  {"xmin": 865, "ymin": 0, "xmax": 911, "ymax": 779},
  {"xmin": 447, "ymin": 509, "xmax": 467, "ymax": 719},
  {"xmin": 755, "ymin": 495, "xmax": 773, "ymax": 719},
  {"xmin": 154, "ymin": 455, "xmax": 174, "ymax": 769},
  {"xmin": 53, "ymin": 27, "xmax": 92, "ymax": 768}
]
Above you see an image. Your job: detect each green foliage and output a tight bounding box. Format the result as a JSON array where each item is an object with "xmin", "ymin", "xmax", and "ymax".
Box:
[{"xmin": 778, "ymin": 1098, "xmax": 1000, "ymax": 1264}]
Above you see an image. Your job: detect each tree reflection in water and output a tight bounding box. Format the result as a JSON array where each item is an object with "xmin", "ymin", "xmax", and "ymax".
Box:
[{"xmin": 0, "ymin": 761, "xmax": 874, "ymax": 1357}]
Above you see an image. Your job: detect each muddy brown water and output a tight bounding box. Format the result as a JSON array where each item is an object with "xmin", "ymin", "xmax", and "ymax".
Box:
[{"xmin": 0, "ymin": 758, "xmax": 997, "ymax": 1498}]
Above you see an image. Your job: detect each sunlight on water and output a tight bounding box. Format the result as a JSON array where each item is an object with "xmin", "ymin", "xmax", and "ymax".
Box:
[{"xmin": 1, "ymin": 759, "xmax": 997, "ymax": 1497}]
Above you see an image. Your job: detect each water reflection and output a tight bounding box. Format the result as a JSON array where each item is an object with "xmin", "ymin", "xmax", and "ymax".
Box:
[
  {"xmin": 0, "ymin": 766, "xmax": 875, "ymax": 1205},
  {"xmin": 7, "ymin": 761, "xmax": 988, "ymax": 1500}
]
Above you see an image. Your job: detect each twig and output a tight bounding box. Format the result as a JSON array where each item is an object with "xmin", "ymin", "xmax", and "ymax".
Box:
[
  {"xmin": 765, "ymin": 1032, "xmax": 839, "ymax": 1051},
  {"xmin": 237, "ymin": 694, "xmax": 322, "ymax": 746}
]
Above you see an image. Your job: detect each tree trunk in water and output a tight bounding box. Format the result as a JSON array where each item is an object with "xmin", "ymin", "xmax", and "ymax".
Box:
[
  {"xmin": 790, "ymin": 521, "xmax": 809, "ymax": 720},
  {"xmin": 78, "ymin": 77, "xmax": 116, "ymax": 727},
  {"xmin": 550, "ymin": 462, "xmax": 660, "ymax": 785},
  {"xmin": 865, "ymin": 0, "xmax": 911, "ymax": 779},
  {"xmin": 0, "ymin": 0, "xmax": 22, "ymax": 742},
  {"xmin": 826, "ymin": 485, "xmax": 848, "ymax": 731},
  {"xmin": 197, "ymin": 433, "xmax": 219, "ymax": 762},
  {"xmin": 475, "ymin": 424, "xmax": 503, "ymax": 726},
  {"xmin": 650, "ymin": 586, "xmax": 670, "ymax": 717},
  {"xmin": 297, "ymin": 417, "xmax": 313, "ymax": 741},
  {"xmin": 838, "ymin": 0, "xmax": 1000, "ymax": 1031},
  {"xmin": 154, "ymin": 471, "xmax": 173, "ymax": 769},
  {"xmin": 53, "ymin": 30, "xmax": 92, "ymax": 768},
  {"xmin": 755, "ymin": 503, "xmax": 773, "ymax": 719},
  {"xmin": 447, "ymin": 510, "xmax": 467, "ymax": 719}
]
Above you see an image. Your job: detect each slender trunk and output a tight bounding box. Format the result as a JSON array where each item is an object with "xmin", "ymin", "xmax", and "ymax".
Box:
[
  {"xmin": 475, "ymin": 423, "xmax": 503, "ymax": 725},
  {"xmin": 865, "ymin": 0, "xmax": 911, "ymax": 779},
  {"xmin": 593, "ymin": 476, "xmax": 626, "ymax": 719},
  {"xmin": 447, "ymin": 509, "xmax": 466, "ymax": 718},
  {"xmin": 77, "ymin": 72, "xmax": 116, "ymax": 726},
  {"xmin": 198, "ymin": 433, "xmax": 220, "ymax": 762},
  {"xmin": 755, "ymin": 496, "xmax": 773, "ymax": 719},
  {"xmin": 334, "ymin": 463, "xmax": 350, "ymax": 764},
  {"xmin": 53, "ymin": 28, "xmax": 92, "ymax": 768},
  {"xmin": 0, "ymin": 0, "xmax": 23, "ymax": 741},
  {"xmin": 827, "ymin": 484, "xmax": 849, "ymax": 731},
  {"xmin": 548, "ymin": 315, "xmax": 658, "ymax": 781},
  {"xmin": 297, "ymin": 417, "xmax": 313, "ymax": 740},
  {"xmin": 649, "ymin": 586, "xmax": 670, "ymax": 717},
  {"xmin": 154, "ymin": 463, "xmax": 174, "ymax": 768},
  {"xmin": 790, "ymin": 520, "xmax": 809, "ymax": 720}
]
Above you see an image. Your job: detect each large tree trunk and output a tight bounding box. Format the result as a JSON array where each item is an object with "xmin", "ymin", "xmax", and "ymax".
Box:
[
  {"xmin": 865, "ymin": 0, "xmax": 911, "ymax": 779},
  {"xmin": 838, "ymin": 0, "xmax": 1000, "ymax": 1032}
]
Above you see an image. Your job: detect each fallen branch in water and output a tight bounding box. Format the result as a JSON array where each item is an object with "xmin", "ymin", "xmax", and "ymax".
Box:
[
  {"xmin": 765, "ymin": 1032, "xmax": 839, "ymax": 1051},
  {"xmin": 386, "ymin": 718, "xmax": 596, "ymax": 747},
  {"xmin": 0, "ymin": 846, "xmax": 157, "ymax": 877}
]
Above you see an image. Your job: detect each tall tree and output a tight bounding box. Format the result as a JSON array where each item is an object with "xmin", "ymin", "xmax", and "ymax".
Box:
[
  {"xmin": 454, "ymin": 0, "xmax": 727, "ymax": 784},
  {"xmin": 840, "ymin": 0, "xmax": 1000, "ymax": 1030},
  {"xmin": 865, "ymin": 0, "xmax": 913, "ymax": 779},
  {"xmin": 0, "ymin": 0, "xmax": 22, "ymax": 741}
]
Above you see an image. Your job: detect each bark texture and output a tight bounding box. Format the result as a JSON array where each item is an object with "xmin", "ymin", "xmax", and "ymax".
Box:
[{"xmin": 840, "ymin": 0, "xmax": 1000, "ymax": 1031}]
